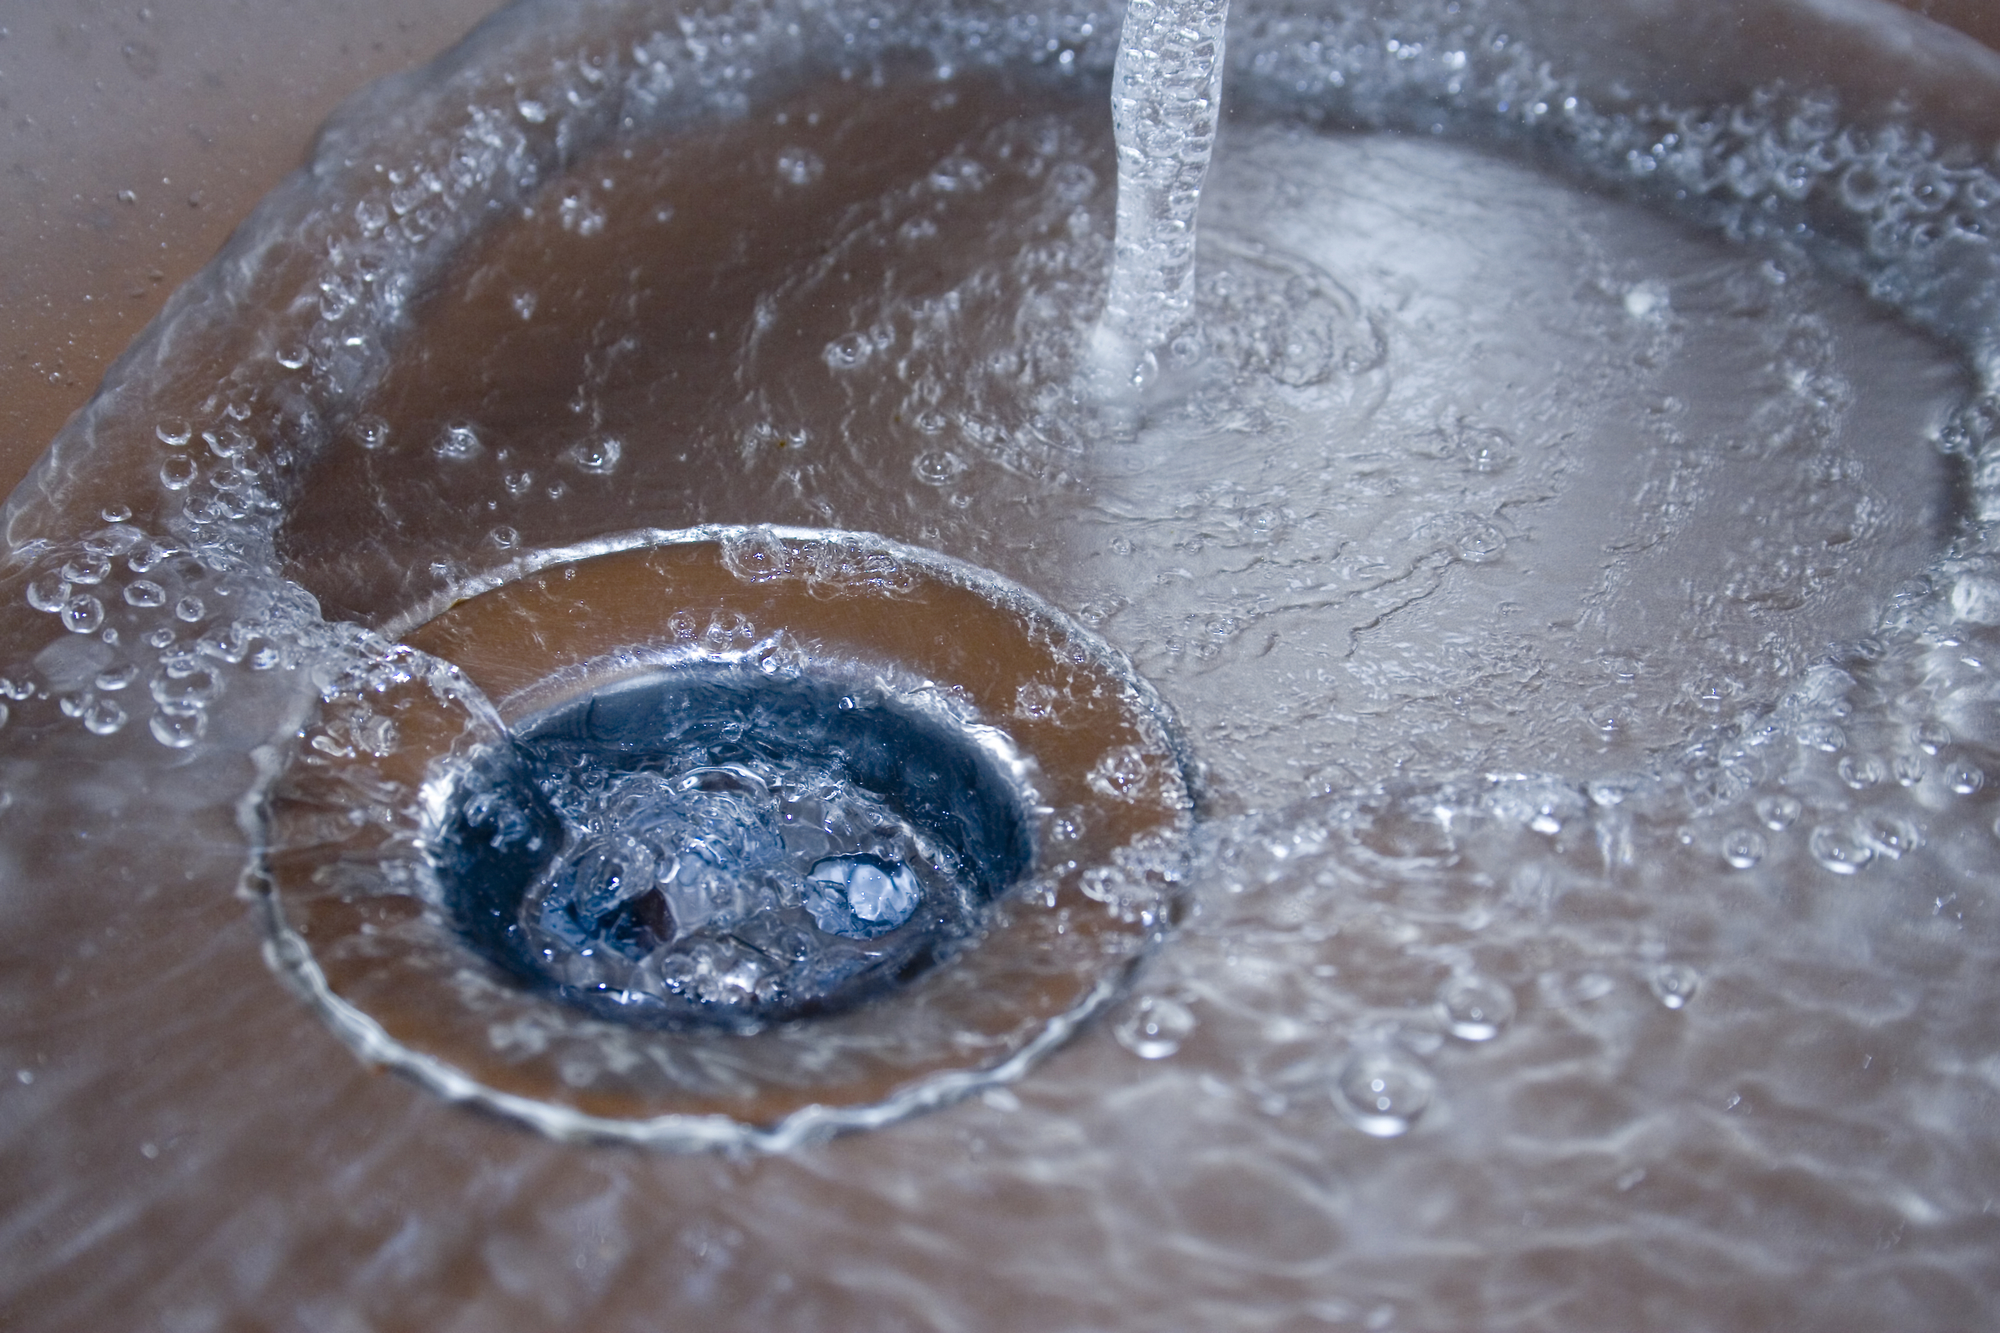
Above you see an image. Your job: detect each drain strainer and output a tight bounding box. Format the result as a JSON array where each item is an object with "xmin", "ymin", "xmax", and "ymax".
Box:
[{"xmin": 252, "ymin": 528, "xmax": 1191, "ymax": 1148}]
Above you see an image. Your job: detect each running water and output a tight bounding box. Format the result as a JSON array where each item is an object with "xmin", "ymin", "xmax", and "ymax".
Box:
[
  {"xmin": 1092, "ymin": 0, "xmax": 1230, "ymax": 389},
  {"xmin": 6, "ymin": 1, "xmax": 2000, "ymax": 1328}
]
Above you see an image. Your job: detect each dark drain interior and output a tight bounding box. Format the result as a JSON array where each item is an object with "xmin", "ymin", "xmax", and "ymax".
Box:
[{"xmin": 437, "ymin": 661, "xmax": 1034, "ymax": 1031}]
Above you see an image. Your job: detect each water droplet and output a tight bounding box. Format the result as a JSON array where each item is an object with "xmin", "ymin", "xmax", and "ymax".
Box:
[
  {"xmin": 913, "ymin": 450, "xmax": 965, "ymax": 486},
  {"xmin": 1721, "ymin": 827, "xmax": 1767, "ymax": 869},
  {"xmin": 61, "ymin": 595, "xmax": 105, "ymax": 635},
  {"xmin": 1114, "ymin": 994, "xmax": 1196, "ymax": 1059},
  {"xmin": 803, "ymin": 854, "xmax": 921, "ymax": 939},
  {"xmin": 1435, "ymin": 974, "xmax": 1515, "ymax": 1041},
  {"xmin": 435, "ymin": 423, "xmax": 482, "ymax": 460},
  {"xmin": 1088, "ymin": 745, "xmax": 1158, "ymax": 800},
  {"xmin": 174, "ymin": 596, "xmax": 206, "ymax": 624},
  {"xmin": 25, "ymin": 574, "xmax": 69, "ymax": 613},
  {"xmin": 489, "ymin": 526, "xmax": 519, "ymax": 550},
  {"xmin": 1754, "ymin": 794, "xmax": 1803, "ymax": 831},
  {"xmin": 1838, "ymin": 754, "xmax": 1886, "ymax": 789},
  {"xmin": 1892, "ymin": 752, "xmax": 1926, "ymax": 786},
  {"xmin": 1647, "ymin": 962, "xmax": 1700, "ymax": 1010},
  {"xmin": 149, "ymin": 704, "xmax": 207, "ymax": 749},
  {"xmin": 1333, "ymin": 1049, "xmax": 1435, "ymax": 1138},
  {"xmin": 1947, "ymin": 762, "xmax": 1985, "ymax": 795},
  {"xmin": 60, "ymin": 556, "xmax": 109, "ymax": 586},
  {"xmin": 98, "ymin": 504, "xmax": 132, "ymax": 524},
  {"xmin": 823, "ymin": 331, "xmax": 874, "ymax": 369},
  {"xmin": 81, "ymin": 698, "xmax": 128, "ymax": 735},
  {"xmin": 275, "ymin": 344, "xmax": 311, "ymax": 371},
  {"xmin": 1455, "ymin": 522, "xmax": 1505, "ymax": 564},
  {"xmin": 563, "ymin": 435, "xmax": 622, "ymax": 475},
  {"xmin": 1858, "ymin": 813, "xmax": 1921, "ymax": 859},
  {"xmin": 123, "ymin": 581, "xmax": 166, "ymax": 609},
  {"xmin": 352, "ymin": 415, "xmax": 390, "ymax": 450},
  {"xmin": 1913, "ymin": 720, "xmax": 1951, "ymax": 754},
  {"xmin": 1808, "ymin": 823, "xmax": 1874, "ymax": 874},
  {"xmin": 775, "ymin": 146, "xmax": 825, "ymax": 187},
  {"xmin": 159, "ymin": 454, "xmax": 197, "ymax": 490},
  {"xmin": 155, "ymin": 417, "xmax": 191, "ymax": 447}
]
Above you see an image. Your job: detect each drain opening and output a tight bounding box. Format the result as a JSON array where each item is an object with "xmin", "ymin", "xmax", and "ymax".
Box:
[
  {"xmin": 253, "ymin": 529, "xmax": 1191, "ymax": 1148},
  {"xmin": 441, "ymin": 662, "xmax": 1033, "ymax": 1030}
]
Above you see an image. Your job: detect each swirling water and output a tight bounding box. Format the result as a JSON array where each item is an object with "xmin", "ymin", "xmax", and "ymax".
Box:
[{"xmin": 4, "ymin": 1, "xmax": 2000, "ymax": 1328}]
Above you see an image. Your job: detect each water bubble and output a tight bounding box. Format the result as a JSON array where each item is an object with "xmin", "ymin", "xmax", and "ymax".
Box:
[
  {"xmin": 61, "ymin": 595, "xmax": 105, "ymax": 635},
  {"xmin": 803, "ymin": 854, "xmax": 921, "ymax": 939},
  {"xmin": 913, "ymin": 450, "xmax": 965, "ymax": 486},
  {"xmin": 1454, "ymin": 521, "xmax": 1506, "ymax": 564},
  {"xmin": 1892, "ymin": 752, "xmax": 1926, "ymax": 786},
  {"xmin": 1858, "ymin": 813, "xmax": 1921, "ymax": 859},
  {"xmin": 174, "ymin": 597, "xmax": 206, "ymax": 624},
  {"xmin": 152, "ymin": 667, "xmax": 223, "ymax": 708},
  {"xmin": 435, "ymin": 423, "xmax": 482, "ymax": 461},
  {"xmin": 1113, "ymin": 994, "xmax": 1197, "ymax": 1059},
  {"xmin": 1838, "ymin": 753, "xmax": 1886, "ymax": 789},
  {"xmin": 352, "ymin": 415, "xmax": 391, "ymax": 450},
  {"xmin": 154, "ymin": 417, "xmax": 191, "ymax": 447},
  {"xmin": 159, "ymin": 454, "xmax": 198, "ymax": 490},
  {"xmin": 25, "ymin": 574, "xmax": 69, "ymax": 613},
  {"xmin": 563, "ymin": 435, "xmax": 623, "ymax": 475},
  {"xmin": 98, "ymin": 504, "xmax": 133, "ymax": 524},
  {"xmin": 81, "ymin": 698, "xmax": 128, "ymax": 736},
  {"xmin": 275, "ymin": 344, "xmax": 311, "ymax": 371},
  {"xmin": 1947, "ymin": 762, "xmax": 1985, "ymax": 795},
  {"xmin": 1459, "ymin": 425, "xmax": 1518, "ymax": 473},
  {"xmin": 1808, "ymin": 823, "xmax": 1874, "ymax": 874},
  {"xmin": 557, "ymin": 189, "xmax": 605, "ymax": 236},
  {"xmin": 823, "ymin": 332, "xmax": 874, "ymax": 369},
  {"xmin": 1796, "ymin": 721, "xmax": 1846, "ymax": 752},
  {"xmin": 1435, "ymin": 974, "xmax": 1515, "ymax": 1041},
  {"xmin": 775, "ymin": 146, "xmax": 825, "ymax": 187},
  {"xmin": 489, "ymin": 526, "xmax": 519, "ymax": 550},
  {"xmin": 1755, "ymin": 794, "xmax": 1803, "ymax": 830},
  {"xmin": 1721, "ymin": 828, "xmax": 1767, "ymax": 869},
  {"xmin": 1913, "ymin": 720, "xmax": 1951, "ymax": 754},
  {"xmin": 127, "ymin": 540, "xmax": 176, "ymax": 574},
  {"xmin": 95, "ymin": 663, "xmax": 139, "ymax": 691},
  {"xmin": 1088, "ymin": 745, "xmax": 1158, "ymax": 800},
  {"xmin": 1333, "ymin": 1049, "xmax": 1435, "ymax": 1138},
  {"xmin": 149, "ymin": 704, "xmax": 207, "ymax": 749},
  {"xmin": 1647, "ymin": 963, "xmax": 1701, "ymax": 1010},
  {"xmin": 60, "ymin": 556, "xmax": 110, "ymax": 586}
]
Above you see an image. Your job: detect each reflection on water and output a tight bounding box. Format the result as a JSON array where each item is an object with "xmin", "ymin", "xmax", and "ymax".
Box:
[{"xmin": 5, "ymin": 1, "xmax": 2000, "ymax": 1328}]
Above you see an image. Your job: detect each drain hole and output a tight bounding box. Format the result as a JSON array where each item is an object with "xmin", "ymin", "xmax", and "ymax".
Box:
[{"xmin": 437, "ymin": 661, "xmax": 1033, "ymax": 1031}]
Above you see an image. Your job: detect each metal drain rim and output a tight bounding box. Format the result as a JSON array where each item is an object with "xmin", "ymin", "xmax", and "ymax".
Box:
[{"xmin": 252, "ymin": 526, "xmax": 1194, "ymax": 1149}]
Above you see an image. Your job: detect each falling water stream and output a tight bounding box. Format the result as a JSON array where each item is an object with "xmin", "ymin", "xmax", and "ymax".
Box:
[
  {"xmin": 6, "ymin": 0, "xmax": 2000, "ymax": 1328},
  {"xmin": 1096, "ymin": 0, "xmax": 1231, "ymax": 383}
]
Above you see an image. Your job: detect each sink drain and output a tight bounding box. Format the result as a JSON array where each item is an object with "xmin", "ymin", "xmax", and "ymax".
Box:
[
  {"xmin": 251, "ymin": 528, "xmax": 1191, "ymax": 1148},
  {"xmin": 441, "ymin": 660, "xmax": 1034, "ymax": 1031}
]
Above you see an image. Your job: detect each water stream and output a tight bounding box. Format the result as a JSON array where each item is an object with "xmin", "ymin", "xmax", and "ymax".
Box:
[
  {"xmin": 1096, "ymin": 0, "xmax": 1231, "ymax": 384},
  {"xmin": 5, "ymin": 1, "xmax": 2000, "ymax": 1328}
]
